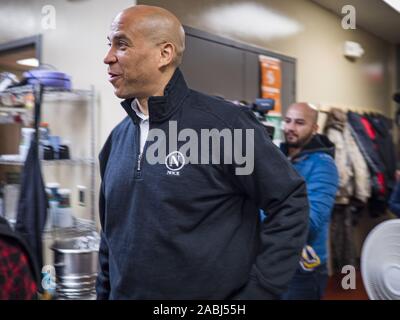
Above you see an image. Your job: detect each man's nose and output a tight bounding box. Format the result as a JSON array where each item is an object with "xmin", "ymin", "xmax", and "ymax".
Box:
[
  {"xmin": 104, "ymin": 48, "xmax": 117, "ymax": 65},
  {"xmin": 284, "ymin": 122, "xmax": 294, "ymax": 131}
]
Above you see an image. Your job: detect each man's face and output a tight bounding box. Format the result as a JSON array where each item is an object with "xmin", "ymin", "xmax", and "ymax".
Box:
[
  {"xmin": 104, "ymin": 13, "xmax": 161, "ymax": 99},
  {"xmin": 283, "ymin": 105, "xmax": 317, "ymax": 148}
]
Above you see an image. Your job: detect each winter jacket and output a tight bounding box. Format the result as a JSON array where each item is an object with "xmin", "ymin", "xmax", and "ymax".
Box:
[
  {"xmin": 281, "ymin": 135, "xmax": 339, "ymax": 264},
  {"xmin": 347, "ymin": 112, "xmax": 387, "ymax": 215},
  {"xmin": 389, "ymin": 180, "xmax": 400, "ymax": 218},
  {"xmin": 324, "ymin": 108, "xmax": 371, "ymax": 204},
  {"xmin": 365, "ymin": 114, "xmax": 396, "ymax": 193},
  {"xmin": 347, "ymin": 112, "xmax": 384, "ymax": 173},
  {"xmin": 96, "ymin": 68, "xmax": 309, "ymax": 300}
]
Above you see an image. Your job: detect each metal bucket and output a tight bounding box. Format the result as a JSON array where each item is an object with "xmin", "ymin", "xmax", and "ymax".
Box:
[{"xmin": 51, "ymin": 228, "xmax": 99, "ymax": 299}]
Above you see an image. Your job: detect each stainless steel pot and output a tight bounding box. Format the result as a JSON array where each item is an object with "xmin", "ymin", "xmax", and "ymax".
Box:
[
  {"xmin": 53, "ymin": 247, "xmax": 98, "ymax": 277},
  {"xmin": 51, "ymin": 229, "xmax": 99, "ymax": 299}
]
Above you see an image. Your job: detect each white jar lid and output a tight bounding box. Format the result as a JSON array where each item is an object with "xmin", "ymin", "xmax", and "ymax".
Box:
[
  {"xmin": 58, "ymin": 188, "xmax": 71, "ymax": 195},
  {"xmin": 46, "ymin": 182, "xmax": 60, "ymax": 189}
]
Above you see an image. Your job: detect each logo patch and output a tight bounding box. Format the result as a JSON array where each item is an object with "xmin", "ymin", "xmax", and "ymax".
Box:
[{"xmin": 165, "ymin": 151, "xmax": 185, "ymax": 175}]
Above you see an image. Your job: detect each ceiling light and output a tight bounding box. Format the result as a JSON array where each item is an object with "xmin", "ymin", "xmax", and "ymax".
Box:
[
  {"xmin": 200, "ymin": 2, "xmax": 302, "ymax": 41},
  {"xmin": 382, "ymin": 0, "xmax": 400, "ymax": 13},
  {"xmin": 16, "ymin": 58, "xmax": 39, "ymax": 67}
]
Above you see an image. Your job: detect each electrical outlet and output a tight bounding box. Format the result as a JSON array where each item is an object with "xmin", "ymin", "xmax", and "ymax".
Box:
[{"xmin": 77, "ymin": 185, "xmax": 86, "ymax": 207}]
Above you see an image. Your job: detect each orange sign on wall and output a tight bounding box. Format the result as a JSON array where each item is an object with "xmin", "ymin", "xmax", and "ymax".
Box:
[{"xmin": 259, "ymin": 55, "xmax": 282, "ymax": 115}]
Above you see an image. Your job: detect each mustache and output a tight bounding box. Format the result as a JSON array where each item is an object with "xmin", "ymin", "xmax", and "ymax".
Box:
[{"xmin": 285, "ymin": 131, "xmax": 298, "ymax": 137}]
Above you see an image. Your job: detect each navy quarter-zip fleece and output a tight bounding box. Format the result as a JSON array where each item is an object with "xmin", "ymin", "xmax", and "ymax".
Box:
[{"xmin": 96, "ymin": 68, "xmax": 309, "ymax": 299}]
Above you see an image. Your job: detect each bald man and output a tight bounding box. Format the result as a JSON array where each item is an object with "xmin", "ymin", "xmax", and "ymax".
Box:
[
  {"xmin": 98, "ymin": 5, "xmax": 309, "ymax": 299},
  {"xmin": 280, "ymin": 103, "xmax": 339, "ymax": 300}
]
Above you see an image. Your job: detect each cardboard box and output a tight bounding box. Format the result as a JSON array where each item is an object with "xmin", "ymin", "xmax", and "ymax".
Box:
[{"xmin": 0, "ymin": 123, "xmax": 22, "ymax": 155}]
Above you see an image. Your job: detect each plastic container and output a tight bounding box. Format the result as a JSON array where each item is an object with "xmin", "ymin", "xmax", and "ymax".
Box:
[
  {"xmin": 39, "ymin": 122, "xmax": 50, "ymax": 142},
  {"xmin": 42, "ymin": 142, "xmax": 54, "ymax": 160},
  {"xmin": 46, "ymin": 183, "xmax": 60, "ymax": 231},
  {"xmin": 19, "ymin": 127, "xmax": 35, "ymax": 161},
  {"xmin": 44, "ymin": 188, "xmax": 54, "ymax": 231},
  {"xmin": 0, "ymin": 72, "xmax": 19, "ymax": 91},
  {"xmin": 3, "ymin": 184, "xmax": 20, "ymax": 223},
  {"xmin": 54, "ymin": 188, "xmax": 74, "ymax": 228},
  {"xmin": 46, "ymin": 182, "xmax": 60, "ymax": 197},
  {"xmin": 49, "ymin": 135, "xmax": 61, "ymax": 159},
  {"xmin": 22, "ymin": 70, "xmax": 71, "ymax": 90},
  {"xmin": 59, "ymin": 144, "xmax": 70, "ymax": 160},
  {"xmin": 21, "ymin": 128, "xmax": 35, "ymax": 146}
]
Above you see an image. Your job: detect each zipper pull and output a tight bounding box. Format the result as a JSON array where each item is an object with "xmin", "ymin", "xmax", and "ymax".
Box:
[{"xmin": 137, "ymin": 153, "xmax": 142, "ymax": 171}]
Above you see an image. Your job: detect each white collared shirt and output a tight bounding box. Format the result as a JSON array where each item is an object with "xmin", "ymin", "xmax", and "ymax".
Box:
[{"xmin": 131, "ymin": 99, "xmax": 149, "ymax": 154}]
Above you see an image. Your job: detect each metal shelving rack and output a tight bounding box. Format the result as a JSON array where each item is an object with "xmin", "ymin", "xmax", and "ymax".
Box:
[
  {"xmin": 0, "ymin": 84, "xmax": 97, "ymax": 226},
  {"xmin": 0, "ymin": 106, "xmax": 27, "ymax": 113},
  {"xmin": 0, "ymin": 158, "xmax": 95, "ymax": 166}
]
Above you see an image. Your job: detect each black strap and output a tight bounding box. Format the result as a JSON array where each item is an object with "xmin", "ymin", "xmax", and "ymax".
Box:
[{"xmin": 33, "ymin": 83, "xmax": 44, "ymax": 151}]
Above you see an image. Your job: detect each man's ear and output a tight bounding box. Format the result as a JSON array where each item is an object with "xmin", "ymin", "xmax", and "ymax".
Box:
[
  {"xmin": 313, "ymin": 123, "xmax": 319, "ymax": 134},
  {"xmin": 158, "ymin": 42, "xmax": 174, "ymax": 68}
]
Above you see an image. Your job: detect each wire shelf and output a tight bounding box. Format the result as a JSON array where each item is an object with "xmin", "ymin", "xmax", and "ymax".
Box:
[
  {"xmin": 0, "ymin": 157, "xmax": 95, "ymax": 166},
  {"xmin": 1, "ymin": 84, "xmax": 97, "ymax": 230},
  {"xmin": 0, "ymin": 85, "xmax": 93, "ymax": 102},
  {"xmin": 43, "ymin": 217, "xmax": 97, "ymax": 240},
  {"xmin": 0, "ymin": 106, "xmax": 28, "ymax": 113}
]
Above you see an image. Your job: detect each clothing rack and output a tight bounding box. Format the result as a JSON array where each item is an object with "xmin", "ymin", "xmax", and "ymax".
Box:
[{"xmin": 318, "ymin": 105, "xmax": 390, "ymax": 117}]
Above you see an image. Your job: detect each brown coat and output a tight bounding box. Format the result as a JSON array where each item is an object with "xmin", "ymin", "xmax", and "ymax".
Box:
[{"xmin": 324, "ymin": 108, "xmax": 371, "ymax": 204}]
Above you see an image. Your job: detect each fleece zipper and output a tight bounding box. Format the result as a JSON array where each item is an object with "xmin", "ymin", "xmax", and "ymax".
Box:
[
  {"xmin": 137, "ymin": 153, "xmax": 142, "ymax": 172},
  {"xmin": 134, "ymin": 123, "xmax": 142, "ymax": 179},
  {"xmin": 134, "ymin": 120, "xmax": 151, "ymax": 180}
]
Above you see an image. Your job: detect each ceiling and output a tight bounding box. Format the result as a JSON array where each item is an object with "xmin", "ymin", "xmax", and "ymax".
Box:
[{"xmin": 311, "ymin": 0, "xmax": 400, "ymax": 44}]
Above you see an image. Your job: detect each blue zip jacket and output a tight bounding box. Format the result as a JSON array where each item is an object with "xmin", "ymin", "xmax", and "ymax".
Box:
[{"xmin": 281, "ymin": 135, "xmax": 339, "ymax": 264}]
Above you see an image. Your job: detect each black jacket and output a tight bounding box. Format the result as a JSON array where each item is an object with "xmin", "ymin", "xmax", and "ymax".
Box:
[
  {"xmin": 365, "ymin": 114, "xmax": 396, "ymax": 193},
  {"xmin": 96, "ymin": 68, "xmax": 309, "ymax": 299},
  {"xmin": 347, "ymin": 112, "xmax": 386, "ymax": 200}
]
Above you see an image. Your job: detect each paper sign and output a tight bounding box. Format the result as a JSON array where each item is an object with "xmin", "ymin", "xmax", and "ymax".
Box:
[{"xmin": 259, "ymin": 55, "xmax": 282, "ymax": 115}]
